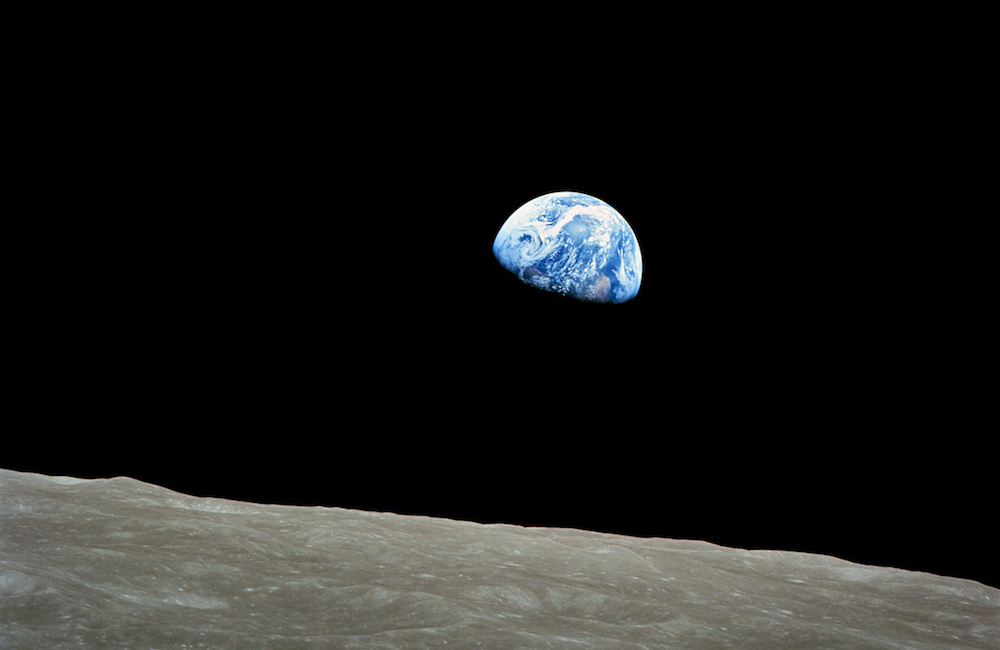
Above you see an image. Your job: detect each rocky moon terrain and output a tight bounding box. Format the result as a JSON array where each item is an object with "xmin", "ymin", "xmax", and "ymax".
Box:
[{"xmin": 0, "ymin": 468, "xmax": 996, "ymax": 649}]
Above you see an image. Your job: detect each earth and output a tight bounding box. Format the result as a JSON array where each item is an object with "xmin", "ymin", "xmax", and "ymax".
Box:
[{"xmin": 492, "ymin": 191, "xmax": 642, "ymax": 303}]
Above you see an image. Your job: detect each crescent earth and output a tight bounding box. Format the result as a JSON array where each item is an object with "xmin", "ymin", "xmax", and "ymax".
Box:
[{"xmin": 492, "ymin": 191, "xmax": 642, "ymax": 304}]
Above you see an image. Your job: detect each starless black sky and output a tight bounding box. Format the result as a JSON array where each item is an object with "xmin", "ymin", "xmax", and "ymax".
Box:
[{"xmin": 8, "ymin": 21, "xmax": 993, "ymax": 588}]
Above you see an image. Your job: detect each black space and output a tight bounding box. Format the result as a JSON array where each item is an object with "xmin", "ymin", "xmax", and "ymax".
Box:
[{"xmin": 8, "ymin": 18, "xmax": 993, "ymax": 589}]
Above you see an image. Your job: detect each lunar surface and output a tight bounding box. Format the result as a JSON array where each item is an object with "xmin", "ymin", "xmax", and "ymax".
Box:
[{"xmin": 1, "ymin": 469, "xmax": 996, "ymax": 649}]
